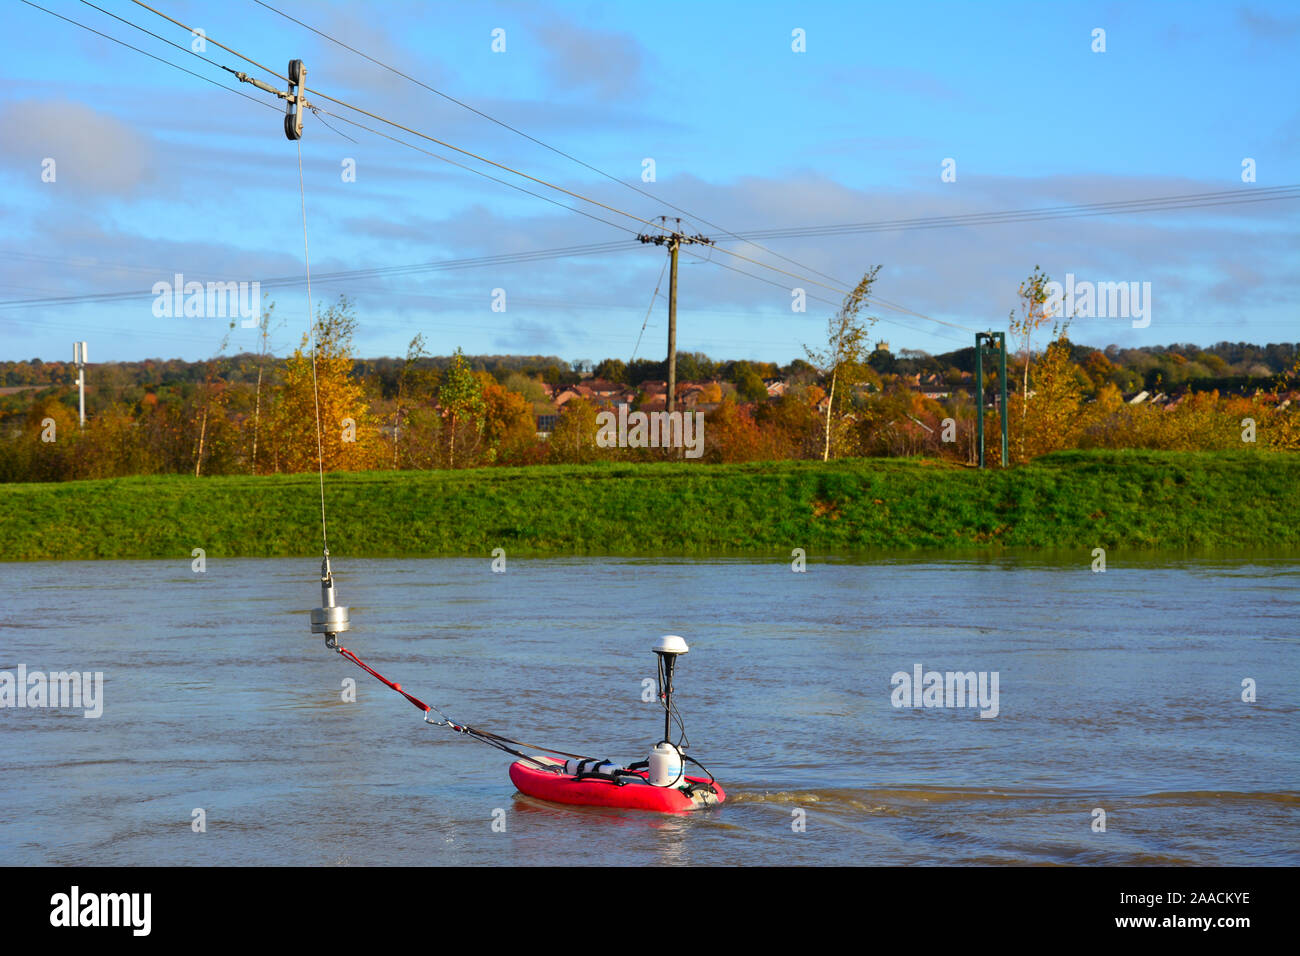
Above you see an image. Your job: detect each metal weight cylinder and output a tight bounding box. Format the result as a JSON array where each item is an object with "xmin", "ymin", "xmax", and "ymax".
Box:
[{"xmin": 310, "ymin": 604, "xmax": 350, "ymax": 634}]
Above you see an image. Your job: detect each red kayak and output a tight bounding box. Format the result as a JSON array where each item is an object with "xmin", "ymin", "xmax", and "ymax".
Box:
[{"xmin": 510, "ymin": 755, "xmax": 725, "ymax": 812}]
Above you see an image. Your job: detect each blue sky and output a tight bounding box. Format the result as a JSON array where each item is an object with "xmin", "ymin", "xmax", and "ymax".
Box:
[{"xmin": 1, "ymin": 0, "xmax": 1297, "ymax": 365}]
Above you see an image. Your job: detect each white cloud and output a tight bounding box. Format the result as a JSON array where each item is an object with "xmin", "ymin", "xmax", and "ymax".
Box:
[{"xmin": 0, "ymin": 99, "xmax": 154, "ymax": 197}]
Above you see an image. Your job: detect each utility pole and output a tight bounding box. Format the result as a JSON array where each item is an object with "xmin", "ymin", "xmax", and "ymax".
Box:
[
  {"xmin": 638, "ymin": 218, "xmax": 712, "ymax": 413},
  {"xmin": 73, "ymin": 340, "xmax": 87, "ymax": 428}
]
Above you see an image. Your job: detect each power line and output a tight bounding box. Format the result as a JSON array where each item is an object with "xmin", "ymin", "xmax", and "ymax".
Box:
[
  {"xmin": 0, "ymin": 242, "xmax": 643, "ymax": 311},
  {"xmin": 21, "ymin": 3, "xmax": 655, "ymax": 293},
  {"xmin": 126, "ymin": 0, "xmax": 962, "ymax": 328},
  {"xmin": 308, "ymin": 106, "xmax": 644, "ymax": 238},
  {"xmin": 13, "ymin": 1, "xmax": 970, "ymax": 339},
  {"xmin": 21, "ymin": 0, "xmax": 279, "ymax": 115},
  {"xmin": 128, "ymin": 1, "xmax": 671, "ymax": 235},
  {"xmin": 246, "ymin": 3, "xmax": 1014, "ymax": 340},
  {"xmin": 250, "ymin": 0, "xmax": 851, "ymax": 290},
  {"xmin": 38, "ymin": 1, "xmax": 1288, "ymax": 345},
  {"xmin": 733, "ymin": 186, "xmax": 1300, "ymax": 242},
  {"xmin": 98, "ymin": 0, "xmax": 976, "ymax": 337},
  {"xmin": 247, "ymin": 0, "xmax": 960, "ymax": 332},
  {"xmin": 679, "ymin": 246, "xmax": 970, "ymax": 349},
  {"xmin": 316, "ymin": 91, "xmax": 966, "ymax": 330}
]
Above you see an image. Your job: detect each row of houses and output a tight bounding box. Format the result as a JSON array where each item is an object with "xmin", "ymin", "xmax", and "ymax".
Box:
[
  {"xmin": 541, "ymin": 372, "xmax": 975, "ymax": 419},
  {"xmin": 535, "ymin": 373, "xmax": 1299, "ymax": 435},
  {"xmin": 546, "ymin": 378, "xmax": 727, "ymax": 413}
]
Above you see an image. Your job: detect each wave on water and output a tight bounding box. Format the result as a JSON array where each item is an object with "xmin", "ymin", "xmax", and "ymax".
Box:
[{"xmin": 727, "ymin": 786, "xmax": 1300, "ymax": 812}]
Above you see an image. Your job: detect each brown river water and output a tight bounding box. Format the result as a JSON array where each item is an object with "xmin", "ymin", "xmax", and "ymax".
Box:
[{"xmin": 1, "ymin": 554, "xmax": 1296, "ymax": 865}]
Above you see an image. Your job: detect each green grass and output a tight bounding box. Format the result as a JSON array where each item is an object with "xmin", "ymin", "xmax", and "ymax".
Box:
[{"xmin": 1, "ymin": 449, "xmax": 1297, "ymax": 560}]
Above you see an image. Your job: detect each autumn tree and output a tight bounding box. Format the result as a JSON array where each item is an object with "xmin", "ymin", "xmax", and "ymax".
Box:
[
  {"xmin": 730, "ymin": 362, "xmax": 769, "ymax": 403},
  {"xmin": 270, "ymin": 296, "xmax": 380, "ymax": 472},
  {"xmin": 704, "ymin": 396, "xmax": 781, "ymax": 462},
  {"xmin": 593, "ymin": 358, "xmax": 627, "ymax": 383},
  {"xmin": 438, "ymin": 348, "xmax": 485, "ymax": 469},
  {"xmin": 548, "ymin": 396, "xmax": 600, "ymax": 464},
  {"xmin": 1010, "ymin": 331, "xmax": 1083, "ymax": 462},
  {"xmin": 393, "ymin": 333, "xmax": 438, "ymax": 468},
  {"xmin": 804, "ymin": 265, "xmax": 881, "ymax": 461},
  {"xmin": 475, "ymin": 371, "xmax": 537, "ymax": 463},
  {"xmin": 753, "ymin": 391, "xmax": 822, "ymax": 458},
  {"xmin": 1081, "ymin": 349, "xmax": 1115, "ymax": 394},
  {"xmin": 18, "ymin": 394, "xmax": 79, "ymax": 481}
]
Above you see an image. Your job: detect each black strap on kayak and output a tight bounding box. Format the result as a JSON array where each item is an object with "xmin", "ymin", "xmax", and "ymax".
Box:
[{"xmin": 570, "ymin": 766, "xmax": 647, "ymax": 785}]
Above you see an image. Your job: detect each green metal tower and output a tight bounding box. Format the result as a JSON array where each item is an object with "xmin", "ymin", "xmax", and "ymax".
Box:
[{"xmin": 975, "ymin": 331, "xmax": 1009, "ymax": 468}]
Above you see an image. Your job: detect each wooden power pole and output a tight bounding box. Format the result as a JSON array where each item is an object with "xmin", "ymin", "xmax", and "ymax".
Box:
[{"xmin": 638, "ymin": 218, "xmax": 712, "ymax": 412}]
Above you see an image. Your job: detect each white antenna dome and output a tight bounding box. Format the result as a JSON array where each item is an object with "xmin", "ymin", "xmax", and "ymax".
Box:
[{"xmin": 653, "ymin": 634, "xmax": 689, "ymax": 655}]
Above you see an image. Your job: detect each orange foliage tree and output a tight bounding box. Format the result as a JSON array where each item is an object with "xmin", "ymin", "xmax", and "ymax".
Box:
[
  {"xmin": 548, "ymin": 396, "xmax": 602, "ymax": 463},
  {"xmin": 705, "ymin": 396, "xmax": 785, "ymax": 462},
  {"xmin": 269, "ymin": 297, "xmax": 381, "ymax": 472},
  {"xmin": 1009, "ymin": 334, "xmax": 1083, "ymax": 462},
  {"xmin": 477, "ymin": 371, "xmax": 538, "ymax": 463}
]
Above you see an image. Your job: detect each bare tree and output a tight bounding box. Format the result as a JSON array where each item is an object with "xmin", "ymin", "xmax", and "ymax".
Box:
[
  {"xmin": 250, "ymin": 297, "xmax": 279, "ymax": 474},
  {"xmin": 804, "ymin": 266, "xmax": 881, "ymax": 461},
  {"xmin": 1008, "ymin": 266, "xmax": 1053, "ymax": 418},
  {"xmin": 393, "ymin": 333, "xmax": 430, "ymax": 468},
  {"xmin": 193, "ymin": 320, "xmax": 235, "ymax": 477}
]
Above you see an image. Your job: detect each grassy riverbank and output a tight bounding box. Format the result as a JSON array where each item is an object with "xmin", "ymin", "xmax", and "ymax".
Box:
[{"xmin": 1, "ymin": 450, "xmax": 1296, "ymax": 560}]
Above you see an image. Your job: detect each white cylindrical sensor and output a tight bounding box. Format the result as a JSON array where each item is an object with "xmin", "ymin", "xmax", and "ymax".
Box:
[{"xmin": 648, "ymin": 741, "xmax": 684, "ymax": 787}]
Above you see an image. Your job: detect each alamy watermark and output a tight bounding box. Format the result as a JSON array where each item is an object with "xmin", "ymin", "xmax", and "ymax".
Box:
[
  {"xmin": 1043, "ymin": 273, "xmax": 1151, "ymax": 329},
  {"xmin": 595, "ymin": 404, "xmax": 705, "ymax": 458},
  {"xmin": 151, "ymin": 273, "xmax": 260, "ymax": 326},
  {"xmin": 50, "ymin": 886, "xmax": 150, "ymax": 936},
  {"xmin": 0, "ymin": 665, "xmax": 103, "ymax": 718},
  {"xmin": 890, "ymin": 663, "xmax": 999, "ymax": 718}
]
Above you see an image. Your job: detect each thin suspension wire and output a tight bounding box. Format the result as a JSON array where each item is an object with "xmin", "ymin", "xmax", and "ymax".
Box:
[
  {"xmin": 296, "ymin": 141, "xmax": 328, "ymax": 554},
  {"xmin": 307, "ymin": 106, "xmax": 357, "ymax": 143}
]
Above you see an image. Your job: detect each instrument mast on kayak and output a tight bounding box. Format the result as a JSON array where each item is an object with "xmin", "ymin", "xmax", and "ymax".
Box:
[
  {"xmin": 653, "ymin": 634, "xmax": 688, "ymax": 743},
  {"xmin": 649, "ymin": 635, "xmax": 690, "ymax": 787}
]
